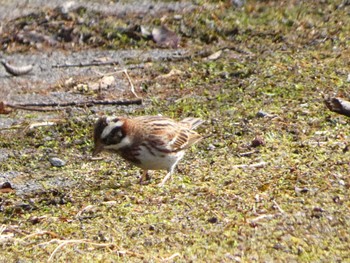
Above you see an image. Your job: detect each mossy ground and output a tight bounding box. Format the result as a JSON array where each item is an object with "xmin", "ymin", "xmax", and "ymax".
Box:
[{"xmin": 1, "ymin": 0, "xmax": 350, "ymax": 262}]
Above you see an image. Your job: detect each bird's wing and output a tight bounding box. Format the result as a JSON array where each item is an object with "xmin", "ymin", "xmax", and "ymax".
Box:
[{"xmin": 135, "ymin": 116, "xmax": 202, "ymax": 152}]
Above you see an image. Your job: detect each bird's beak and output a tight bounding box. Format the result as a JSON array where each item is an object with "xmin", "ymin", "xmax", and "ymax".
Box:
[{"xmin": 92, "ymin": 143, "xmax": 104, "ymax": 157}]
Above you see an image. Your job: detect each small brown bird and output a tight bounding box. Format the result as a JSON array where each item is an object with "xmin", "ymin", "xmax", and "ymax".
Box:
[{"xmin": 93, "ymin": 115, "xmax": 204, "ymax": 187}]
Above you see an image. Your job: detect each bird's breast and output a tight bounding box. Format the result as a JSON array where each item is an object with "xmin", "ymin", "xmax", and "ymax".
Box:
[{"xmin": 118, "ymin": 144, "xmax": 185, "ymax": 171}]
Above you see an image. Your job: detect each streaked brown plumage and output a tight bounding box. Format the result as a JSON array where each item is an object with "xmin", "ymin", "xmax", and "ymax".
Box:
[{"xmin": 93, "ymin": 115, "xmax": 204, "ymax": 186}]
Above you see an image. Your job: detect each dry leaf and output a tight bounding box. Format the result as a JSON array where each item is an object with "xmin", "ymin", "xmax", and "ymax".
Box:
[
  {"xmin": 205, "ymin": 50, "xmax": 222, "ymax": 61},
  {"xmin": 0, "ymin": 101, "xmax": 11, "ymax": 114}
]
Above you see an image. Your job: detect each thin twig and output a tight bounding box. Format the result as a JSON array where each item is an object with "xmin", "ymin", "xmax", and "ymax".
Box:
[
  {"xmin": 239, "ymin": 150, "xmax": 256, "ymax": 157},
  {"xmin": 21, "ymin": 231, "xmax": 62, "ymax": 240},
  {"xmin": 75, "ymin": 205, "xmax": 96, "ymax": 219},
  {"xmin": 272, "ymin": 200, "xmax": 286, "ymax": 214},
  {"xmin": 0, "ymin": 225, "xmax": 6, "ymax": 235},
  {"xmin": 248, "ymin": 214, "xmax": 277, "ymax": 224},
  {"xmin": 123, "ymin": 69, "xmax": 140, "ymax": 98},
  {"xmin": 162, "ymin": 252, "xmax": 181, "ymax": 262},
  {"xmin": 2, "ymin": 225, "xmax": 29, "ymax": 236},
  {"xmin": 52, "ymin": 61, "xmax": 143, "ymax": 69}
]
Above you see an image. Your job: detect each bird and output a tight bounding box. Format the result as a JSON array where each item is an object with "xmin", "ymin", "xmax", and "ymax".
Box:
[{"xmin": 93, "ymin": 115, "xmax": 204, "ymax": 187}]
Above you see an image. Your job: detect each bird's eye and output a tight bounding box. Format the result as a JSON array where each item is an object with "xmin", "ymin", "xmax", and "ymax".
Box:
[
  {"xmin": 110, "ymin": 126, "xmax": 122, "ymax": 138},
  {"xmin": 105, "ymin": 126, "xmax": 124, "ymax": 145}
]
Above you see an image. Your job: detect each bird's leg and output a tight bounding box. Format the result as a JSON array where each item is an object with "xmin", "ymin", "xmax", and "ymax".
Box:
[
  {"xmin": 158, "ymin": 167, "xmax": 175, "ymax": 187},
  {"xmin": 140, "ymin": 170, "xmax": 150, "ymax": 184}
]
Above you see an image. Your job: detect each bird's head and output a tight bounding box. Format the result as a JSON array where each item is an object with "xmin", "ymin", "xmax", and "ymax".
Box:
[{"xmin": 93, "ymin": 117, "xmax": 129, "ymax": 156}]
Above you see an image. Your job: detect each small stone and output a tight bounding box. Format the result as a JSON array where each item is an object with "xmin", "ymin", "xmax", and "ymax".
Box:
[
  {"xmin": 273, "ymin": 243, "xmax": 284, "ymax": 250},
  {"xmin": 60, "ymin": 1, "xmax": 75, "ymax": 15},
  {"xmin": 152, "ymin": 26, "xmax": 180, "ymax": 48},
  {"xmin": 99, "ymin": 76, "xmax": 115, "ymax": 90},
  {"xmin": 174, "ymin": 14, "xmax": 183, "ymax": 20},
  {"xmin": 14, "ymin": 203, "xmax": 33, "ymax": 211},
  {"xmin": 28, "ymin": 216, "xmax": 41, "ymax": 224},
  {"xmin": 333, "ymin": 196, "xmax": 341, "ymax": 204},
  {"xmin": 0, "ymin": 181, "xmax": 12, "ymax": 189},
  {"xmin": 251, "ymin": 136, "xmax": 265, "ymax": 147},
  {"xmin": 294, "ymin": 186, "xmax": 309, "ymax": 194},
  {"xmin": 65, "ymin": 77, "xmax": 74, "ymax": 86},
  {"xmin": 49, "ymin": 157, "xmax": 66, "ymax": 167},
  {"xmin": 207, "ymin": 217, "xmax": 218, "ymax": 224},
  {"xmin": 231, "ymin": 0, "xmax": 245, "ymax": 7},
  {"xmin": 44, "ymin": 136, "xmax": 53, "ymax": 141},
  {"xmin": 205, "ymin": 50, "xmax": 222, "ymax": 61},
  {"xmin": 256, "ymin": 110, "xmax": 275, "ymax": 118},
  {"xmin": 311, "ymin": 207, "xmax": 325, "ymax": 218},
  {"xmin": 256, "ymin": 110, "xmax": 267, "ymax": 117},
  {"xmin": 207, "ymin": 144, "xmax": 216, "ymax": 151}
]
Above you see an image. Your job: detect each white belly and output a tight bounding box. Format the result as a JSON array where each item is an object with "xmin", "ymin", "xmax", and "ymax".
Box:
[{"xmin": 136, "ymin": 146, "xmax": 185, "ymax": 171}]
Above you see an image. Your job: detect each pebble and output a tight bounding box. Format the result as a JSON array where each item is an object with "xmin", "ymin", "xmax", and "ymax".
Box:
[
  {"xmin": 207, "ymin": 144, "xmax": 216, "ymax": 151},
  {"xmin": 60, "ymin": 1, "xmax": 75, "ymax": 15},
  {"xmin": 251, "ymin": 136, "xmax": 265, "ymax": 147},
  {"xmin": 49, "ymin": 157, "xmax": 66, "ymax": 167},
  {"xmin": 256, "ymin": 110, "xmax": 275, "ymax": 118},
  {"xmin": 231, "ymin": 0, "xmax": 246, "ymax": 7},
  {"xmin": 0, "ymin": 181, "xmax": 12, "ymax": 189},
  {"xmin": 173, "ymin": 14, "xmax": 183, "ymax": 20}
]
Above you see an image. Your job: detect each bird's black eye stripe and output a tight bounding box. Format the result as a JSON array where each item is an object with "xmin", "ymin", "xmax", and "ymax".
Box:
[
  {"xmin": 101, "ymin": 137, "xmax": 108, "ymax": 144},
  {"xmin": 105, "ymin": 126, "xmax": 125, "ymax": 144}
]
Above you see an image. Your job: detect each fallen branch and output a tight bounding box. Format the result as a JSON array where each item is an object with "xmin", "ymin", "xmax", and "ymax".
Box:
[
  {"xmin": 52, "ymin": 61, "xmax": 143, "ymax": 69},
  {"xmin": 3, "ymin": 99, "xmax": 142, "ymax": 112},
  {"xmin": 324, "ymin": 97, "xmax": 350, "ymax": 117}
]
